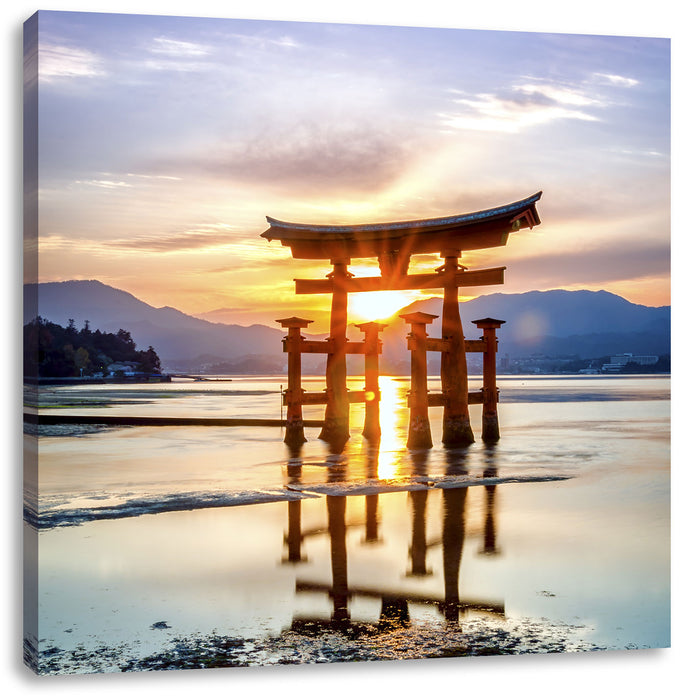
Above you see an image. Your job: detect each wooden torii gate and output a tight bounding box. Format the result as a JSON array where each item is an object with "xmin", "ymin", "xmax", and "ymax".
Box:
[{"xmin": 262, "ymin": 192, "xmax": 542, "ymax": 449}]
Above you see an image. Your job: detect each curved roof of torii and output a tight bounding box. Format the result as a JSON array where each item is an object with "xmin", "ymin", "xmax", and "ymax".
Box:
[{"xmin": 261, "ymin": 191, "xmax": 542, "ymax": 260}]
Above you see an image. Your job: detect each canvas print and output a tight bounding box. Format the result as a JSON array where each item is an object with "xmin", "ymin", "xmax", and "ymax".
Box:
[{"xmin": 23, "ymin": 10, "xmax": 670, "ymax": 675}]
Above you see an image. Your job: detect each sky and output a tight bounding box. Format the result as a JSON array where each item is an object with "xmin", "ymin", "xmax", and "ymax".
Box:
[{"xmin": 25, "ymin": 8, "xmax": 671, "ymax": 331}]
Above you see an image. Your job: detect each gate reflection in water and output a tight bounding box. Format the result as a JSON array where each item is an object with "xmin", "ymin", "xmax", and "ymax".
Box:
[{"xmin": 284, "ymin": 442, "xmax": 504, "ymax": 633}]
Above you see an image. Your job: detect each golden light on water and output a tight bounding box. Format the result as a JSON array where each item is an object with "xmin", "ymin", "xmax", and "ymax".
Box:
[{"xmin": 375, "ymin": 376, "xmax": 408, "ymax": 480}]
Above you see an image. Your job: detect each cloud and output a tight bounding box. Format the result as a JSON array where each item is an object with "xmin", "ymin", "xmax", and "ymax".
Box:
[
  {"xmin": 138, "ymin": 36, "xmax": 215, "ymax": 73},
  {"xmin": 38, "ymin": 223, "xmax": 251, "ymax": 255},
  {"xmin": 73, "ymin": 179, "xmax": 133, "ymax": 189},
  {"xmin": 150, "ymin": 122, "xmax": 420, "ymax": 196},
  {"xmin": 39, "ymin": 43, "xmax": 105, "ymax": 82},
  {"xmin": 103, "ymin": 223, "xmax": 243, "ymax": 253},
  {"xmin": 225, "ymin": 32, "xmax": 302, "ymax": 51},
  {"xmin": 38, "ymin": 234, "xmax": 106, "ymax": 255},
  {"xmin": 125, "ymin": 173, "xmax": 183, "ymax": 182},
  {"xmin": 65, "ymin": 173, "xmax": 183, "ymax": 193},
  {"xmin": 504, "ymin": 239, "xmax": 669, "ymax": 290},
  {"xmin": 440, "ymin": 82, "xmax": 601, "ymax": 133},
  {"xmin": 140, "ymin": 32, "xmax": 299, "ymax": 75},
  {"xmin": 207, "ymin": 253, "xmax": 297, "ymax": 275},
  {"xmin": 142, "ymin": 58, "xmax": 213, "ymax": 73},
  {"xmin": 610, "ymin": 148, "xmax": 666, "ymax": 159},
  {"xmin": 515, "ymin": 83, "xmax": 599, "ymax": 107},
  {"xmin": 592, "ymin": 73, "xmax": 640, "ymax": 88},
  {"xmin": 150, "ymin": 37, "xmax": 211, "ymax": 57}
]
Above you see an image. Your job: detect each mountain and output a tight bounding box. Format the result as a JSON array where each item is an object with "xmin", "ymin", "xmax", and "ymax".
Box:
[
  {"xmin": 403, "ymin": 289, "xmax": 669, "ymax": 338},
  {"xmin": 381, "ymin": 289, "xmax": 670, "ymax": 372},
  {"xmin": 24, "ymin": 281, "xmax": 670, "ymax": 374},
  {"xmin": 23, "ymin": 280, "xmax": 287, "ymax": 372},
  {"xmin": 194, "ymin": 308, "xmax": 244, "ymax": 325}
]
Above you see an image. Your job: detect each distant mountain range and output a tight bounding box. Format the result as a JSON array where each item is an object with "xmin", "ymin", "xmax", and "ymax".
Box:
[{"xmin": 24, "ymin": 280, "xmax": 670, "ymax": 373}]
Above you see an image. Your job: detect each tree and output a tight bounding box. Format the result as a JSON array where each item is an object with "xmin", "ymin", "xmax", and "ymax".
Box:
[
  {"xmin": 74, "ymin": 347, "xmax": 90, "ymax": 375},
  {"xmin": 116, "ymin": 329, "xmax": 133, "ymax": 345},
  {"xmin": 23, "ymin": 317, "xmax": 163, "ymax": 379},
  {"xmin": 138, "ymin": 346, "xmax": 162, "ymax": 374}
]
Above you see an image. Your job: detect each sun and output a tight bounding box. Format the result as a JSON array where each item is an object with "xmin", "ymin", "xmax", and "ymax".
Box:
[{"xmin": 349, "ymin": 290, "xmax": 416, "ymax": 322}]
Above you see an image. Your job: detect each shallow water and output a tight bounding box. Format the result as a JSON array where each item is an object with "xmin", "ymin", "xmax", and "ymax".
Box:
[{"xmin": 24, "ymin": 374, "xmax": 670, "ymax": 673}]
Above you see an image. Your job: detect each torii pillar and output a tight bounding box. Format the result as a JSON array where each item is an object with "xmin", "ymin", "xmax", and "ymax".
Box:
[
  {"xmin": 472, "ymin": 318, "xmax": 505, "ymax": 442},
  {"xmin": 401, "ymin": 311, "xmax": 437, "ymax": 449},
  {"xmin": 319, "ymin": 261, "xmax": 351, "ymax": 446},
  {"xmin": 355, "ymin": 321, "xmax": 387, "ymax": 444},
  {"xmin": 277, "ymin": 316, "xmax": 312, "ymax": 447},
  {"xmin": 441, "ymin": 252, "xmax": 475, "ymax": 447}
]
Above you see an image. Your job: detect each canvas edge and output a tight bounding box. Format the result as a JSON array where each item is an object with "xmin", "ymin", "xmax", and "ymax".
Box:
[{"xmin": 22, "ymin": 9, "xmax": 40, "ymax": 676}]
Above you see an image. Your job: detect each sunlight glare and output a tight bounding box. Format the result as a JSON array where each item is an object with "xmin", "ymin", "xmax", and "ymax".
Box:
[{"xmin": 349, "ymin": 290, "xmax": 415, "ymax": 322}]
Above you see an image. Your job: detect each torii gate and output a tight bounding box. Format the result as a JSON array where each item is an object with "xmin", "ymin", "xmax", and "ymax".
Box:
[{"xmin": 262, "ymin": 191, "xmax": 542, "ymax": 448}]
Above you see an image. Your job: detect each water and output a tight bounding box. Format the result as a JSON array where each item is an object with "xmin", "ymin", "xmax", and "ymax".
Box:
[{"xmin": 23, "ymin": 374, "xmax": 670, "ymax": 673}]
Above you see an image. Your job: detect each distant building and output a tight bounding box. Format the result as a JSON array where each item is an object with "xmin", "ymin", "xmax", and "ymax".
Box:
[
  {"xmin": 609, "ymin": 353, "xmax": 658, "ymax": 366},
  {"xmin": 602, "ymin": 353, "xmax": 659, "ymax": 373},
  {"xmin": 107, "ymin": 362, "xmax": 137, "ymax": 376}
]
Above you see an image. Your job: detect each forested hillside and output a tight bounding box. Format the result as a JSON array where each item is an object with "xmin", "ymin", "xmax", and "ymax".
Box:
[{"xmin": 24, "ymin": 317, "xmax": 162, "ymax": 378}]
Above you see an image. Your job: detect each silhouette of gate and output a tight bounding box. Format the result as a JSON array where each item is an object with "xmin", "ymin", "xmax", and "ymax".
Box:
[{"xmin": 262, "ymin": 192, "xmax": 542, "ymax": 449}]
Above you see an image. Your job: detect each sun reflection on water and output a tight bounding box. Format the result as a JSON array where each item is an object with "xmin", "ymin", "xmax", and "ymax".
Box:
[{"xmin": 375, "ymin": 376, "xmax": 408, "ymax": 480}]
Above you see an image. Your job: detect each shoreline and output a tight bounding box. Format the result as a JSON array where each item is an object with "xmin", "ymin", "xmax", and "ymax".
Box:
[
  {"xmin": 29, "ymin": 614, "xmax": 612, "ymax": 675},
  {"xmin": 24, "ymin": 375, "xmax": 173, "ymax": 386},
  {"xmin": 24, "ymin": 370, "xmax": 671, "ymax": 387}
]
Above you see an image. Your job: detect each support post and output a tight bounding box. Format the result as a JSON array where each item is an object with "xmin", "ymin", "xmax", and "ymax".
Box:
[
  {"xmin": 355, "ymin": 321, "xmax": 387, "ymax": 444},
  {"xmin": 440, "ymin": 254, "xmax": 475, "ymax": 446},
  {"xmin": 440, "ymin": 486, "xmax": 467, "ymax": 622},
  {"xmin": 400, "ymin": 312, "xmax": 437, "ymax": 449},
  {"xmin": 407, "ymin": 490, "xmax": 431, "ymax": 576},
  {"xmin": 479, "ymin": 449, "xmax": 500, "ymax": 556},
  {"xmin": 319, "ymin": 261, "xmax": 350, "ymax": 446},
  {"xmin": 472, "ymin": 318, "xmax": 505, "ymax": 442},
  {"xmin": 283, "ymin": 445, "xmax": 305, "ymax": 563},
  {"xmin": 276, "ymin": 317, "xmax": 313, "ymax": 447},
  {"xmin": 327, "ymin": 495, "xmax": 350, "ymax": 624}
]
